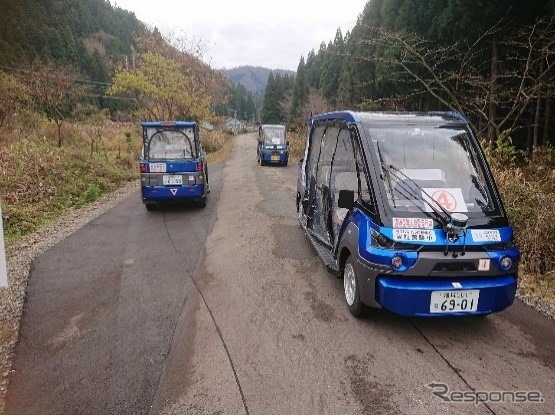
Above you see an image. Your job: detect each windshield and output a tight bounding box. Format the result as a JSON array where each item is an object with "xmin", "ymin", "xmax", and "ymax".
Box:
[
  {"xmin": 364, "ymin": 123, "xmax": 497, "ymax": 216},
  {"xmin": 262, "ymin": 126, "xmax": 286, "ymax": 145},
  {"xmin": 145, "ymin": 128, "xmax": 195, "ymax": 160}
]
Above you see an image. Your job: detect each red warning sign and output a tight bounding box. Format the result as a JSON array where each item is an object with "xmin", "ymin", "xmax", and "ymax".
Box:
[
  {"xmin": 423, "ymin": 188, "xmax": 467, "ymax": 213},
  {"xmin": 432, "ymin": 190, "xmax": 457, "ymax": 211}
]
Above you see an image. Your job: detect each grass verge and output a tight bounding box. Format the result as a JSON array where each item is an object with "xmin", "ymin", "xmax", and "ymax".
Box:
[{"xmin": 0, "ymin": 121, "xmax": 234, "ymax": 247}]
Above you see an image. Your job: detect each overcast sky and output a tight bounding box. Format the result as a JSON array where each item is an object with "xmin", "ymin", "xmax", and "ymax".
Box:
[{"xmin": 110, "ymin": 0, "xmax": 368, "ymax": 71}]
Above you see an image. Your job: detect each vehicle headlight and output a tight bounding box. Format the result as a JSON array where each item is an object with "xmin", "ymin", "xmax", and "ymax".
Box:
[
  {"xmin": 499, "ymin": 256, "xmax": 513, "ymax": 271},
  {"xmin": 371, "ymin": 229, "xmax": 394, "ymax": 248}
]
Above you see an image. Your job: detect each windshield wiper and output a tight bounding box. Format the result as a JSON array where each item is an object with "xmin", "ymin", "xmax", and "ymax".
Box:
[
  {"xmin": 388, "ymin": 164, "xmax": 469, "ymax": 257},
  {"xmin": 388, "ymin": 165, "xmax": 451, "ymax": 225},
  {"xmin": 375, "ymin": 142, "xmax": 396, "ymax": 208},
  {"xmin": 471, "ymin": 174, "xmax": 491, "ymax": 210}
]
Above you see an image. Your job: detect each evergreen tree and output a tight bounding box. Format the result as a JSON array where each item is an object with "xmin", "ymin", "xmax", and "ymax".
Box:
[
  {"xmin": 260, "ymin": 72, "xmax": 294, "ymax": 124},
  {"xmin": 89, "ymin": 49, "xmax": 109, "ymax": 83},
  {"xmin": 246, "ymin": 93, "xmax": 256, "ymax": 122},
  {"xmin": 289, "ymin": 57, "xmax": 309, "ymax": 127},
  {"xmin": 346, "ymin": 0, "xmax": 383, "ymax": 106},
  {"xmin": 260, "ymin": 72, "xmax": 280, "ymax": 123},
  {"xmin": 61, "ymin": 26, "xmax": 79, "ymax": 65},
  {"xmin": 320, "ymin": 29, "xmax": 345, "ymax": 108},
  {"xmin": 337, "ymin": 53, "xmax": 354, "ymax": 109},
  {"xmin": 380, "ymin": 0, "xmax": 404, "ymax": 29}
]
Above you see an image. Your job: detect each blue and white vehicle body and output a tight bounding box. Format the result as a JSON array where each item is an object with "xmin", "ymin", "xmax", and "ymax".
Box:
[
  {"xmin": 140, "ymin": 121, "xmax": 208, "ymax": 210},
  {"xmin": 257, "ymin": 124, "xmax": 289, "ymax": 166},
  {"xmin": 296, "ymin": 111, "xmax": 520, "ymax": 317}
]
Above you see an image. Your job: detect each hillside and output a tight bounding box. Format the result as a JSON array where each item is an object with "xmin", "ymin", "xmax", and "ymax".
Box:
[
  {"xmin": 0, "ymin": 0, "xmax": 258, "ymax": 121},
  {"xmin": 220, "ymin": 66, "xmax": 295, "ymax": 95},
  {"xmin": 0, "ymin": 0, "xmax": 146, "ymax": 81}
]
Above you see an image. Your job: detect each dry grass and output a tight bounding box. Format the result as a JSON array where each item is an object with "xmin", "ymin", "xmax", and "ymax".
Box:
[
  {"xmin": 0, "ymin": 119, "xmax": 233, "ymax": 247},
  {"xmin": 287, "ymin": 127, "xmax": 307, "ymax": 162},
  {"xmin": 203, "ymin": 129, "xmax": 235, "ymax": 164},
  {"xmin": 490, "ymin": 149, "xmax": 555, "ymax": 305},
  {"xmin": 0, "ymin": 120, "xmax": 140, "ymax": 246}
]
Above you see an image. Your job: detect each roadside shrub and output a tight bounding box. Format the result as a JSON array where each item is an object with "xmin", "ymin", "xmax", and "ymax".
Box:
[
  {"xmin": 202, "ymin": 130, "xmax": 228, "ymax": 153},
  {"xmin": 491, "ymin": 147, "xmax": 555, "ymax": 281},
  {"xmin": 287, "ymin": 127, "xmax": 306, "ymax": 162},
  {"xmin": 0, "ymin": 121, "xmax": 138, "ymax": 245},
  {"xmin": 81, "ymin": 182, "xmax": 101, "ymax": 204}
]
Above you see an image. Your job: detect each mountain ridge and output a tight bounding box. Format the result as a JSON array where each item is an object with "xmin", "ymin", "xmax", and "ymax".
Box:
[{"xmin": 220, "ymin": 65, "xmax": 296, "ymax": 95}]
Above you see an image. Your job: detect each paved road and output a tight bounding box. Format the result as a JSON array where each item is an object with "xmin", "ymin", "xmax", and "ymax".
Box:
[
  {"xmin": 5, "ymin": 165, "xmax": 224, "ymax": 414},
  {"xmin": 5, "ymin": 133, "xmax": 555, "ymax": 414}
]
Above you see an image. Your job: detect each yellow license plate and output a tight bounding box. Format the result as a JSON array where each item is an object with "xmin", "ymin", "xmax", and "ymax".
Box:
[{"xmin": 271, "ymin": 155, "xmax": 280, "ymax": 161}]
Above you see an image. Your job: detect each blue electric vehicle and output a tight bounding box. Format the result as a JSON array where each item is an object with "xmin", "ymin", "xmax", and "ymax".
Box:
[
  {"xmin": 257, "ymin": 124, "xmax": 289, "ymax": 166},
  {"xmin": 296, "ymin": 111, "xmax": 520, "ymax": 317},
  {"xmin": 140, "ymin": 121, "xmax": 209, "ymax": 210}
]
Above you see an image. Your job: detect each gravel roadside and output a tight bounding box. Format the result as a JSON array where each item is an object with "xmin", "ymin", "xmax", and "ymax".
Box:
[
  {"xmin": 0, "ymin": 177, "xmax": 553, "ymax": 413},
  {"xmin": 0, "ymin": 180, "xmax": 140, "ymax": 414}
]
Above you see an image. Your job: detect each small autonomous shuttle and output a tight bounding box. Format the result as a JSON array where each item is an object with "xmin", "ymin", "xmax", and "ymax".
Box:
[{"xmin": 297, "ymin": 111, "xmax": 520, "ymax": 317}]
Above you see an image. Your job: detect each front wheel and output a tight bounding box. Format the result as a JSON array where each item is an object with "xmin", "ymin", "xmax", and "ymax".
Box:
[{"xmin": 343, "ymin": 256, "xmax": 364, "ymax": 317}]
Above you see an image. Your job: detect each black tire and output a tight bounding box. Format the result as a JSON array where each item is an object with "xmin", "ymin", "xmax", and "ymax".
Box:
[
  {"xmin": 145, "ymin": 203, "xmax": 156, "ymax": 211},
  {"xmin": 196, "ymin": 199, "xmax": 207, "ymax": 208},
  {"xmin": 343, "ymin": 255, "xmax": 364, "ymax": 317}
]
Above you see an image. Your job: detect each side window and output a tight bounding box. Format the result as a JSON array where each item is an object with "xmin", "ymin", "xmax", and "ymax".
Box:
[
  {"xmin": 330, "ymin": 128, "xmax": 374, "ymax": 213},
  {"xmin": 352, "ymin": 136, "xmax": 373, "ymax": 205},
  {"xmin": 331, "ymin": 128, "xmax": 357, "ymax": 193},
  {"xmin": 308, "ymin": 125, "xmax": 326, "ymax": 181},
  {"xmin": 327, "ymin": 128, "xmax": 357, "ymax": 237},
  {"xmin": 317, "ymin": 126, "xmax": 340, "ymax": 189}
]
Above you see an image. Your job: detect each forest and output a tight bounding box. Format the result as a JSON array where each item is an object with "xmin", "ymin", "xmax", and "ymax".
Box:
[
  {"xmin": 263, "ymin": 0, "xmax": 555, "ymax": 157},
  {"xmin": 0, "ymin": 0, "xmax": 255, "ymax": 123}
]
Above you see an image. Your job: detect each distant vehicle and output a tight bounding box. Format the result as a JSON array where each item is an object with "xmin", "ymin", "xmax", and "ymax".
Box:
[
  {"xmin": 297, "ymin": 111, "xmax": 520, "ymax": 317},
  {"xmin": 140, "ymin": 121, "xmax": 209, "ymax": 210},
  {"xmin": 257, "ymin": 124, "xmax": 289, "ymax": 166}
]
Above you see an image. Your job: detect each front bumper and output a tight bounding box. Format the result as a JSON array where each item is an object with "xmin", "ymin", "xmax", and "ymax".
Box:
[
  {"xmin": 261, "ymin": 151, "xmax": 288, "ymax": 164},
  {"xmin": 375, "ymin": 274, "xmax": 517, "ymax": 317}
]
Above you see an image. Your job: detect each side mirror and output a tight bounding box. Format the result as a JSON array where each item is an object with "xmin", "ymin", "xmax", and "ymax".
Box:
[
  {"xmin": 286, "ymin": 141, "xmax": 290, "ymax": 146},
  {"xmin": 338, "ymin": 190, "xmax": 355, "ymax": 209}
]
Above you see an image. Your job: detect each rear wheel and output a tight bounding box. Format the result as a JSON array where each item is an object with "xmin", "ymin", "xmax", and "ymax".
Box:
[
  {"xmin": 343, "ymin": 256, "xmax": 364, "ymax": 317},
  {"xmin": 196, "ymin": 199, "xmax": 207, "ymax": 208},
  {"xmin": 145, "ymin": 203, "xmax": 156, "ymax": 211}
]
